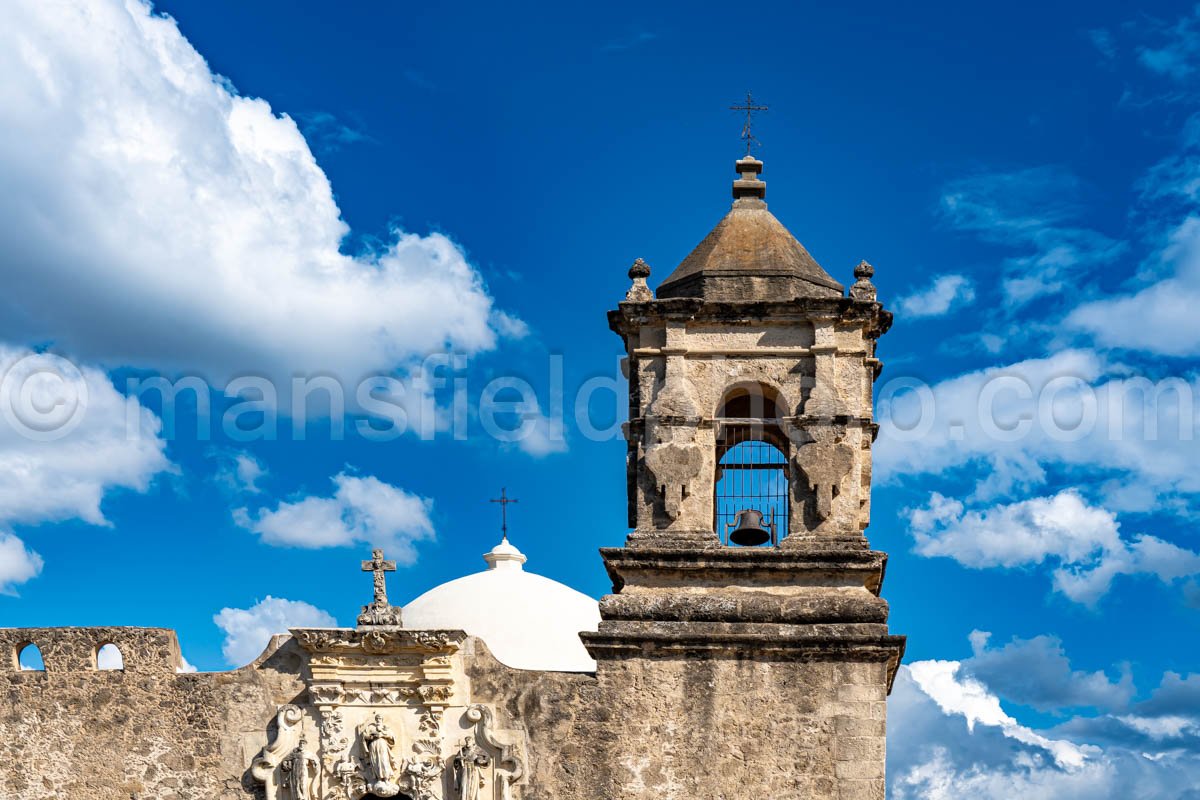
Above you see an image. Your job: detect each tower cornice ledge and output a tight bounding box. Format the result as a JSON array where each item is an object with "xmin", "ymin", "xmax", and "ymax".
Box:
[
  {"xmin": 609, "ymin": 297, "xmax": 892, "ymax": 339},
  {"xmin": 581, "ymin": 626, "xmax": 906, "ymax": 691},
  {"xmin": 598, "ymin": 546, "xmax": 891, "ymax": 595}
]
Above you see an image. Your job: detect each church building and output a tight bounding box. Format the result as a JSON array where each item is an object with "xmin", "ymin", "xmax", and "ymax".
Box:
[{"xmin": 0, "ymin": 154, "xmax": 904, "ymax": 799}]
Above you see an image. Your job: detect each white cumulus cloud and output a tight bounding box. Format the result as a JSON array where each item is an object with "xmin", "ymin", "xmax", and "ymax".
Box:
[
  {"xmin": 964, "ymin": 631, "xmax": 1134, "ymax": 712},
  {"xmin": 908, "ymin": 659, "xmax": 1093, "ymax": 769},
  {"xmin": 1068, "ymin": 215, "xmax": 1200, "ymax": 357},
  {"xmin": 907, "ymin": 491, "xmax": 1200, "ymax": 605},
  {"xmin": 213, "ymin": 595, "xmax": 337, "ymax": 667},
  {"xmin": 0, "ymin": 345, "xmax": 170, "ymax": 593},
  {"xmin": 875, "ymin": 349, "xmax": 1200, "ymax": 510},
  {"xmin": 0, "ymin": 532, "xmax": 43, "ymax": 596},
  {"xmin": 890, "ymin": 634, "xmax": 1200, "ymax": 798},
  {"xmin": 897, "ymin": 274, "xmax": 976, "ymax": 318},
  {"xmin": 0, "ymin": 0, "xmax": 512, "ymax": 386},
  {"xmin": 234, "ymin": 472, "xmax": 434, "ymax": 561},
  {"xmin": 211, "ymin": 449, "xmax": 267, "ymax": 494}
]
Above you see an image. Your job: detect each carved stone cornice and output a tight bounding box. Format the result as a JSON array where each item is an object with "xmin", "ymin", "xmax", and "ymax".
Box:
[
  {"xmin": 609, "ymin": 297, "xmax": 892, "ymax": 340},
  {"xmin": 598, "ymin": 547, "xmax": 889, "ymax": 595},
  {"xmin": 582, "ymin": 625, "xmax": 906, "ymax": 690},
  {"xmin": 291, "ymin": 628, "xmax": 466, "ymax": 657}
]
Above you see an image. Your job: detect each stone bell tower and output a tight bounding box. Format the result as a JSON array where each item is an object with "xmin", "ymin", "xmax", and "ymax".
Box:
[{"xmin": 582, "ymin": 156, "xmax": 905, "ymax": 799}]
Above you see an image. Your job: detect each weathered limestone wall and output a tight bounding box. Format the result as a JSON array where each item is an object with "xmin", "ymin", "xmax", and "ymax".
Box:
[
  {"xmin": 590, "ymin": 656, "xmax": 887, "ymax": 800},
  {"xmin": 463, "ymin": 644, "xmax": 599, "ymax": 799},
  {"xmin": 617, "ymin": 299, "xmax": 887, "ymax": 547},
  {"xmin": 466, "ymin": 645, "xmax": 889, "ymax": 800},
  {"xmin": 0, "ymin": 628, "xmax": 598, "ymax": 800},
  {"xmin": 0, "ymin": 626, "xmax": 887, "ymax": 800},
  {"xmin": 0, "ymin": 628, "xmax": 305, "ymax": 799}
]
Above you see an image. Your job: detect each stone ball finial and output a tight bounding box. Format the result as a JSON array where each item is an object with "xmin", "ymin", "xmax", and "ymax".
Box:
[
  {"xmin": 849, "ymin": 260, "xmax": 877, "ymax": 302},
  {"xmin": 625, "ymin": 258, "xmax": 654, "ymax": 302}
]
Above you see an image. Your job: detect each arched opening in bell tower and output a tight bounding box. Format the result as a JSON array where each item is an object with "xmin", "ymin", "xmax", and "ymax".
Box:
[{"xmin": 714, "ymin": 384, "xmax": 790, "ymax": 546}]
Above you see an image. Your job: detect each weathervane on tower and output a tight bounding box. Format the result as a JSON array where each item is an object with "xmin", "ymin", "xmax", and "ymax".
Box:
[{"xmin": 730, "ymin": 91, "xmax": 769, "ymax": 156}]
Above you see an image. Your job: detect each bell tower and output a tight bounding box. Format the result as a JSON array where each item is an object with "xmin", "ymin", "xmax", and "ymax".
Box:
[{"xmin": 583, "ymin": 156, "xmax": 905, "ymax": 799}]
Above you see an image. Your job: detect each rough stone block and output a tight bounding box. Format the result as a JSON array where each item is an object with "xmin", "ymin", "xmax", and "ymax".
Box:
[
  {"xmin": 834, "ymin": 735, "xmax": 885, "ymax": 763},
  {"xmin": 834, "ymin": 758, "xmax": 886, "ymax": 780},
  {"xmin": 839, "ymin": 778, "xmax": 886, "ymax": 800}
]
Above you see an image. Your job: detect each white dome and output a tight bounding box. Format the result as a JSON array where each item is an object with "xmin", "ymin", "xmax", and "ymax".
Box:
[{"xmin": 402, "ymin": 538, "xmax": 601, "ymax": 672}]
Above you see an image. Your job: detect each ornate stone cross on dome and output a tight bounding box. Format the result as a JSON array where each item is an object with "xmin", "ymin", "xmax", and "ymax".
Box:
[
  {"xmin": 730, "ymin": 91, "xmax": 769, "ymax": 155},
  {"xmin": 357, "ymin": 548, "xmax": 404, "ymax": 627},
  {"xmin": 489, "ymin": 488, "xmax": 518, "ymax": 539}
]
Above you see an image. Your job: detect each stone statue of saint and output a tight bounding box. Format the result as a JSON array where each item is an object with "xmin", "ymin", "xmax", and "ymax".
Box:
[
  {"xmin": 452, "ymin": 737, "xmax": 491, "ymax": 800},
  {"xmin": 362, "ymin": 713, "xmax": 398, "ymax": 783},
  {"xmin": 279, "ymin": 736, "xmax": 318, "ymax": 799}
]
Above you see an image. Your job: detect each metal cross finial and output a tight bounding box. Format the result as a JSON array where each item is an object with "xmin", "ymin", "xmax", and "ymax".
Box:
[
  {"xmin": 361, "ymin": 548, "xmax": 397, "ymax": 607},
  {"xmin": 730, "ymin": 91, "xmax": 769, "ymax": 155},
  {"xmin": 489, "ymin": 488, "xmax": 519, "ymax": 538}
]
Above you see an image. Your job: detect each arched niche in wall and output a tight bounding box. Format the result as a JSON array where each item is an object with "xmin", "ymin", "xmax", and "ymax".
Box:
[
  {"xmin": 16, "ymin": 642, "xmax": 45, "ymax": 671},
  {"xmin": 96, "ymin": 642, "xmax": 124, "ymax": 670},
  {"xmin": 714, "ymin": 383, "xmax": 791, "ymax": 545}
]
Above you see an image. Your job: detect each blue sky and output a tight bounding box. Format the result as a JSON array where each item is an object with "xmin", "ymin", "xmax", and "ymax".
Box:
[{"xmin": 2, "ymin": 0, "xmax": 1200, "ymax": 795}]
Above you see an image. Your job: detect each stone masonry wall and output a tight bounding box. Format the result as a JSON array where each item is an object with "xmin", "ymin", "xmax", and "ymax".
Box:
[
  {"xmin": 467, "ymin": 642, "xmax": 890, "ymax": 800},
  {"xmin": 0, "ymin": 628, "xmax": 305, "ymax": 799},
  {"xmin": 1, "ymin": 628, "xmax": 886, "ymax": 799},
  {"xmin": 586, "ymin": 656, "xmax": 888, "ymax": 800}
]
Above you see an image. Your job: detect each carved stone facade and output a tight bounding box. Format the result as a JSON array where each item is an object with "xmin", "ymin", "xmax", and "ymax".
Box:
[
  {"xmin": 0, "ymin": 154, "xmax": 903, "ymax": 800},
  {"xmin": 249, "ymin": 628, "xmax": 525, "ymax": 800}
]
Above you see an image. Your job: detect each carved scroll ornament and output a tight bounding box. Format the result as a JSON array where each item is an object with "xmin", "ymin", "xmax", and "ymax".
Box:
[
  {"xmin": 644, "ymin": 439, "xmax": 703, "ymax": 520},
  {"xmin": 251, "ymin": 705, "xmax": 311, "ymax": 799},
  {"xmin": 794, "ymin": 427, "xmax": 854, "ymax": 521},
  {"xmin": 466, "ymin": 704, "xmax": 525, "ymax": 800}
]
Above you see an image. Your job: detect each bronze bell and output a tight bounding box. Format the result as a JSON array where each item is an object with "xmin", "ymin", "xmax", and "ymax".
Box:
[{"xmin": 726, "ymin": 508, "xmax": 775, "ymax": 547}]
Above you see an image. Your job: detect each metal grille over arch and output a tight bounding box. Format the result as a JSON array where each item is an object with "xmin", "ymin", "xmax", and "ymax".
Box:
[{"xmin": 714, "ymin": 385, "xmax": 790, "ymax": 545}]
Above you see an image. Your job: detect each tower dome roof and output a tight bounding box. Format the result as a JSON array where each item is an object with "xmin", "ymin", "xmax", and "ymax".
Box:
[
  {"xmin": 402, "ymin": 538, "xmax": 600, "ymax": 672},
  {"xmin": 655, "ymin": 157, "xmax": 844, "ymax": 302}
]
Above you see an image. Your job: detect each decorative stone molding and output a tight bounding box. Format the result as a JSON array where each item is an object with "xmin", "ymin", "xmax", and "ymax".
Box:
[
  {"xmin": 644, "ymin": 438, "xmax": 703, "ymax": 521},
  {"xmin": 465, "ymin": 704, "xmax": 525, "ymax": 800},
  {"xmin": 292, "ymin": 629, "xmax": 464, "ymax": 656},
  {"xmin": 794, "ymin": 426, "xmax": 854, "ymax": 524},
  {"xmin": 252, "ymin": 626, "xmax": 525, "ymax": 800},
  {"xmin": 251, "ymin": 704, "xmax": 309, "ymax": 798}
]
